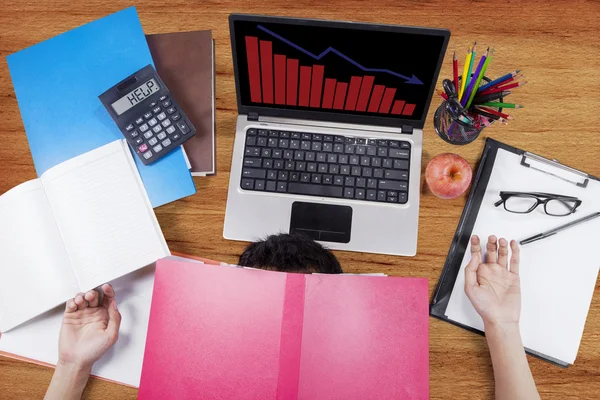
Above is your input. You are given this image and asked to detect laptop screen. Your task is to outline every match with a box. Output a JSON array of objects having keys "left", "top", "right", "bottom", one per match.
[{"left": 231, "top": 16, "right": 449, "bottom": 126}]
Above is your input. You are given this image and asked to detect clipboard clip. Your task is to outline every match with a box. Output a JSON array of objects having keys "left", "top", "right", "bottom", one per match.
[{"left": 520, "top": 152, "right": 589, "bottom": 188}]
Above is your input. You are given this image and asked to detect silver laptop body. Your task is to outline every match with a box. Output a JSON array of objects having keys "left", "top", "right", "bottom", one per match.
[{"left": 224, "top": 15, "right": 450, "bottom": 256}]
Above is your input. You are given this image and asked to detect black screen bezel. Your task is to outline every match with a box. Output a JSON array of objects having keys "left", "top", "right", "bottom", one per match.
[{"left": 229, "top": 14, "right": 450, "bottom": 129}]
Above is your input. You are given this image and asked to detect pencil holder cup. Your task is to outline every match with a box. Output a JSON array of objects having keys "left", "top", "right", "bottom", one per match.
[{"left": 433, "top": 76, "right": 499, "bottom": 145}]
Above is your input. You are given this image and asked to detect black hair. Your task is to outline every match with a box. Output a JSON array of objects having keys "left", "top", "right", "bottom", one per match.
[{"left": 238, "top": 233, "right": 343, "bottom": 274}]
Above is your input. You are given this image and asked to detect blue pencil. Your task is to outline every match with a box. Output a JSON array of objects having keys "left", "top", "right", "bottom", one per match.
[{"left": 477, "top": 70, "right": 520, "bottom": 93}]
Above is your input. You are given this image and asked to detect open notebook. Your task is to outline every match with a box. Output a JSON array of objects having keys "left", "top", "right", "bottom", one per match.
[
  {"left": 0, "top": 140, "right": 170, "bottom": 332},
  {"left": 432, "top": 140, "right": 600, "bottom": 366}
]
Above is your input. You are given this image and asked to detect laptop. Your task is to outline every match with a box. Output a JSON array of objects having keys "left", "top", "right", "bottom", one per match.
[{"left": 224, "top": 14, "right": 450, "bottom": 256}]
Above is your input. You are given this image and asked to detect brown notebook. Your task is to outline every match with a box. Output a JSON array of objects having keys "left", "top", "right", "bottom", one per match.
[{"left": 146, "top": 30, "right": 216, "bottom": 176}]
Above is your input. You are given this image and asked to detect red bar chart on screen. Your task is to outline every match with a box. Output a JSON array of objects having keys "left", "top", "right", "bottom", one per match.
[
  {"left": 244, "top": 36, "right": 417, "bottom": 117},
  {"left": 259, "top": 40, "right": 274, "bottom": 104}
]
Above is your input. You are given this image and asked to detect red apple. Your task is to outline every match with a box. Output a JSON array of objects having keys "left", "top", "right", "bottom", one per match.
[{"left": 425, "top": 153, "right": 472, "bottom": 199}]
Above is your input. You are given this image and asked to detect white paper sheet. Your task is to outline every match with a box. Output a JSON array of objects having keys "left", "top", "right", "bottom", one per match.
[
  {"left": 445, "top": 148, "right": 600, "bottom": 365},
  {"left": 0, "top": 180, "right": 79, "bottom": 332}
]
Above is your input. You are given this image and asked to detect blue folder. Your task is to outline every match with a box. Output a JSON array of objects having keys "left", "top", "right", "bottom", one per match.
[{"left": 6, "top": 7, "right": 195, "bottom": 208}]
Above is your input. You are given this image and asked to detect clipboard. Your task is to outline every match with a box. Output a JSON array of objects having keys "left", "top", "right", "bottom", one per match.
[{"left": 430, "top": 138, "right": 600, "bottom": 367}]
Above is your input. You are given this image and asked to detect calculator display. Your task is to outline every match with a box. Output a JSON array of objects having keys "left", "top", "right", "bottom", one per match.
[{"left": 111, "top": 78, "right": 161, "bottom": 115}]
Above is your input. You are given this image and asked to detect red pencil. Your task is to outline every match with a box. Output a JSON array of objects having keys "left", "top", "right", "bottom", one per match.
[
  {"left": 438, "top": 90, "right": 449, "bottom": 100},
  {"left": 474, "top": 106, "right": 512, "bottom": 120},
  {"left": 479, "top": 80, "right": 526, "bottom": 95},
  {"left": 453, "top": 51, "right": 459, "bottom": 93}
]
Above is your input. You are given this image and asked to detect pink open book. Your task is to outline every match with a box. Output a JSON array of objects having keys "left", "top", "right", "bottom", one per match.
[{"left": 138, "top": 259, "right": 429, "bottom": 399}]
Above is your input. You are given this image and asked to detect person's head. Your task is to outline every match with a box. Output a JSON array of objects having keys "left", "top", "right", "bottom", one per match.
[{"left": 238, "top": 233, "right": 343, "bottom": 274}]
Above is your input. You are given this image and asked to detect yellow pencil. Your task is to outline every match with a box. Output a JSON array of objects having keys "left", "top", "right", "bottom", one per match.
[{"left": 459, "top": 46, "right": 472, "bottom": 101}]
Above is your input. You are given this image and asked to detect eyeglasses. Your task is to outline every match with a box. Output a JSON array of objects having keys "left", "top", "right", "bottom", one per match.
[{"left": 494, "top": 192, "right": 582, "bottom": 216}]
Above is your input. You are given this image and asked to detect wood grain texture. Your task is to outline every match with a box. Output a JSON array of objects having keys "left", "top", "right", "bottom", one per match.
[{"left": 1, "top": 1, "right": 599, "bottom": 398}]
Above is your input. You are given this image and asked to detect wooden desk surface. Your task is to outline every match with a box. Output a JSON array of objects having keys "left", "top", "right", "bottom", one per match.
[{"left": 1, "top": 1, "right": 599, "bottom": 398}]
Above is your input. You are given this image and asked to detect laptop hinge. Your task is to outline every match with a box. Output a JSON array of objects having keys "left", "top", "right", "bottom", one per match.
[
  {"left": 247, "top": 112, "right": 259, "bottom": 121},
  {"left": 401, "top": 125, "right": 414, "bottom": 134}
]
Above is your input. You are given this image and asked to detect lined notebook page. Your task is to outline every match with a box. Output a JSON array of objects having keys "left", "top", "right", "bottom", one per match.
[
  {"left": 41, "top": 140, "right": 169, "bottom": 291},
  {"left": 445, "top": 148, "right": 600, "bottom": 364},
  {"left": 0, "top": 180, "right": 79, "bottom": 332}
]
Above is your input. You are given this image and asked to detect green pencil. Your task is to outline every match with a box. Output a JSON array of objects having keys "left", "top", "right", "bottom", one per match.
[
  {"left": 466, "top": 48, "right": 494, "bottom": 109},
  {"left": 480, "top": 101, "right": 524, "bottom": 109}
]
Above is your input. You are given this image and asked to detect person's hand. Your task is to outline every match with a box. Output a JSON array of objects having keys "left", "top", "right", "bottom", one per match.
[
  {"left": 465, "top": 235, "right": 521, "bottom": 327},
  {"left": 59, "top": 284, "right": 122, "bottom": 369}
]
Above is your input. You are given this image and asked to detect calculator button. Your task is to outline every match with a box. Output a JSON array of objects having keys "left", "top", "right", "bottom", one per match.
[
  {"left": 144, "top": 111, "right": 153, "bottom": 119},
  {"left": 148, "top": 118, "right": 158, "bottom": 127},
  {"left": 157, "top": 112, "right": 167, "bottom": 121},
  {"left": 130, "top": 130, "right": 139, "bottom": 138},
  {"left": 157, "top": 132, "right": 167, "bottom": 140},
  {"left": 152, "top": 106, "right": 161, "bottom": 114},
  {"left": 176, "top": 121, "right": 190, "bottom": 134},
  {"left": 152, "top": 125, "right": 162, "bottom": 133},
  {"left": 167, "top": 106, "right": 177, "bottom": 115},
  {"left": 134, "top": 137, "right": 144, "bottom": 145},
  {"left": 162, "top": 100, "right": 171, "bottom": 107},
  {"left": 171, "top": 113, "right": 181, "bottom": 121},
  {"left": 161, "top": 119, "right": 171, "bottom": 128},
  {"left": 143, "top": 151, "right": 153, "bottom": 160},
  {"left": 143, "top": 131, "right": 153, "bottom": 139},
  {"left": 153, "top": 144, "right": 163, "bottom": 153},
  {"left": 135, "top": 117, "right": 144, "bottom": 125},
  {"left": 139, "top": 123, "right": 149, "bottom": 132},
  {"left": 138, "top": 143, "right": 148, "bottom": 153},
  {"left": 149, "top": 101, "right": 157, "bottom": 108},
  {"left": 166, "top": 126, "right": 176, "bottom": 134},
  {"left": 162, "top": 138, "right": 172, "bottom": 147},
  {"left": 173, "top": 133, "right": 181, "bottom": 141},
  {"left": 148, "top": 137, "right": 158, "bottom": 146},
  {"left": 125, "top": 124, "right": 134, "bottom": 132},
  {"left": 159, "top": 95, "right": 168, "bottom": 102}
]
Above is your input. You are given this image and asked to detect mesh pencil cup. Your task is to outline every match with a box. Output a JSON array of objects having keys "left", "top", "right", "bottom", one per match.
[{"left": 433, "top": 76, "right": 502, "bottom": 145}]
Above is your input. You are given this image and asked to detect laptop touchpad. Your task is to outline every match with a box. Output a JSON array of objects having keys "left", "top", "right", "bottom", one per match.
[{"left": 289, "top": 202, "right": 352, "bottom": 243}]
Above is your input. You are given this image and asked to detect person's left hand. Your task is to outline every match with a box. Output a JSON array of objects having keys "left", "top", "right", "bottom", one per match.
[{"left": 58, "top": 284, "right": 122, "bottom": 369}]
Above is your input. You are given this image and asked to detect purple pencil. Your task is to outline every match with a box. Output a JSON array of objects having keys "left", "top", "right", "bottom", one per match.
[{"left": 461, "top": 48, "right": 489, "bottom": 107}]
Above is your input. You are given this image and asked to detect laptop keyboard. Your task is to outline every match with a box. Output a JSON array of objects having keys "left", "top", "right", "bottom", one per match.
[{"left": 241, "top": 129, "right": 410, "bottom": 204}]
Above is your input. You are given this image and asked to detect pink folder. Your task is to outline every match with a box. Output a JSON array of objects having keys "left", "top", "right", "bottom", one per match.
[{"left": 138, "top": 259, "right": 429, "bottom": 399}]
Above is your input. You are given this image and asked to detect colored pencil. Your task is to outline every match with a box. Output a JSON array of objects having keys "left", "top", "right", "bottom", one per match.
[
  {"left": 463, "top": 43, "right": 477, "bottom": 98},
  {"left": 485, "top": 73, "right": 523, "bottom": 91},
  {"left": 473, "top": 90, "right": 511, "bottom": 104},
  {"left": 465, "top": 48, "right": 494, "bottom": 109},
  {"left": 459, "top": 46, "right": 472, "bottom": 101},
  {"left": 479, "top": 81, "right": 527, "bottom": 96},
  {"left": 477, "top": 70, "right": 521, "bottom": 93},
  {"left": 472, "top": 108, "right": 500, "bottom": 121},
  {"left": 462, "top": 47, "right": 488, "bottom": 107},
  {"left": 479, "top": 102, "right": 523, "bottom": 109},
  {"left": 475, "top": 106, "right": 513, "bottom": 119},
  {"left": 453, "top": 51, "right": 459, "bottom": 93},
  {"left": 438, "top": 90, "right": 449, "bottom": 100}
]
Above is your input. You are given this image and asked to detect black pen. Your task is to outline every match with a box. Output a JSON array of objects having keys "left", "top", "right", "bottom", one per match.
[{"left": 520, "top": 212, "right": 600, "bottom": 245}]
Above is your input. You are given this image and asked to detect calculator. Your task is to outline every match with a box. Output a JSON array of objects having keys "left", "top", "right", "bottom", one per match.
[{"left": 99, "top": 65, "right": 196, "bottom": 165}]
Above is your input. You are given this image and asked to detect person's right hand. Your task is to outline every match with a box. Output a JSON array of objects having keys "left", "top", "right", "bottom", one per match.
[{"left": 464, "top": 235, "right": 521, "bottom": 327}]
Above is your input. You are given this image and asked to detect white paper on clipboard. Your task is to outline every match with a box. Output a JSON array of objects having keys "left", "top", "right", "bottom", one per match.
[{"left": 444, "top": 148, "right": 600, "bottom": 365}]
